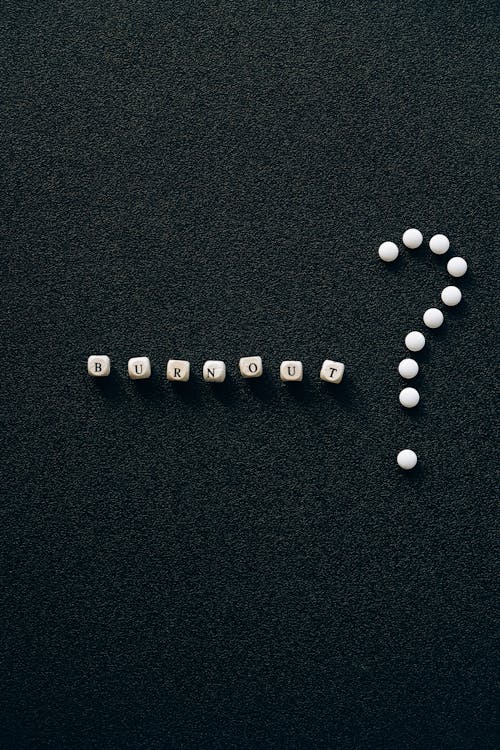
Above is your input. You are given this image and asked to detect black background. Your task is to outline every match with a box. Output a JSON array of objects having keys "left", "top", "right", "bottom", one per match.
[{"left": 1, "top": 2, "right": 498, "bottom": 748}]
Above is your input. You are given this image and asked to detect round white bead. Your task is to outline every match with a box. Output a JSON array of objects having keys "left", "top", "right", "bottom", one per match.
[
  {"left": 378, "top": 241, "right": 399, "bottom": 262},
  {"left": 402, "top": 228, "right": 423, "bottom": 249},
  {"left": 447, "top": 257, "right": 467, "bottom": 277},
  {"left": 405, "top": 331, "right": 425, "bottom": 352},
  {"left": 399, "top": 387, "right": 420, "bottom": 408},
  {"left": 441, "top": 285, "right": 462, "bottom": 306},
  {"left": 398, "top": 358, "right": 419, "bottom": 379},
  {"left": 397, "top": 449, "right": 418, "bottom": 470},
  {"left": 429, "top": 234, "right": 450, "bottom": 254},
  {"left": 423, "top": 307, "right": 444, "bottom": 329}
]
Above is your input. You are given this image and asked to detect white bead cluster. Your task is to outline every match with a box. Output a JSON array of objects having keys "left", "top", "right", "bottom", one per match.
[
  {"left": 88, "top": 357, "right": 346, "bottom": 384},
  {"left": 380, "top": 229, "right": 468, "bottom": 469}
]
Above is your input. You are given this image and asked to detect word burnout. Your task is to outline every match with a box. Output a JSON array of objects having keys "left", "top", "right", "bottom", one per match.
[{"left": 87, "top": 356, "right": 345, "bottom": 384}]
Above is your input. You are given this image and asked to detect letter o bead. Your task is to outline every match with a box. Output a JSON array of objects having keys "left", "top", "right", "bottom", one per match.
[
  {"left": 320, "top": 360, "right": 345, "bottom": 384},
  {"left": 203, "top": 360, "right": 226, "bottom": 382},
  {"left": 88, "top": 355, "right": 110, "bottom": 377},
  {"left": 280, "top": 360, "right": 303, "bottom": 382},
  {"left": 239, "top": 356, "right": 263, "bottom": 378},
  {"left": 128, "top": 357, "right": 151, "bottom": 379}
]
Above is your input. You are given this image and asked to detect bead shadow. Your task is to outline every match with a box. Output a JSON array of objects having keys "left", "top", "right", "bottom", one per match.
[
  {"left": 382, "top": 252, "right": 405, "bottom": 274},
  {"left": 398, "top": 459, "right": 425, "bottom": 481},
  {"left": 445, "top": 299, "right": 470, "bottom": 320},
  {"left": 207, "top": 372, "right": 239, "bottom": 405},
  {"left": 91, "top": 368, "right": 125, "bottom": 402},
  {"left": 400, "top": 400, "right": 426, "bottom": 422},
  {"left": 244, "top": 369, "right": 279, "bottom": 403},
  {"left": 319, "top": 373, "right": 358, "bottom": 410},
  {"left": 279, "top": 372, "right": 315, "bottom": 403},
  {"left": 170, "top": 372, "right": 203, "bottom": 403},
  {"left": 453, "top": 269, "right": 475, "bottom": 291},
  {"left": 410, "top": 345, "right": 431, "bottom": 365},
  {"left": 132, "top": 368, "right": 167, "bottom": 402}
]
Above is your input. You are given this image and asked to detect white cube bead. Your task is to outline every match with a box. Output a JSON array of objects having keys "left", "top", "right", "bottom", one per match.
[
  {"left": 399, "top": 387, "right": 420, "bottom": 408},
  {"left": 320, "top": 360, "right": 345, "bottom": 384},
  {"left": 203, "top": 360, "right": 226, "bottom": 382},
  {"left": 280, "top": 361, "right": 303, "bottom": 382},
  {"left": 447, "top": 257, "right": 467, "bottom": 278},
  {"left": 397, "top": 449, "right": 418, "bottom": 470},
  {"left": 378, "top": 241, "right": 399, "bottom": 262},
  {"left": 128, "top": 357, "right": 151, "bottom": 379},
  {"left": 166, "top": 359, "right": 190, "bottom": 382},
  {"left": 398, "top": 358, "right": 419, "bottom": 379},
  {"left": 405, "top": 331, "right": 426, "bottom": 352},
  {"left": 88, "top": 355, "right": 110, "bottom": 377},
  {"left": 239, "top": 356, "right": 263, "bottom": 378},
  {"left": 441, "top": 285, "right": 462, "bottom": 306},
  {"left": 429, "top": 234, "right": 449, "bottom": 254},
  {"left": 402, "top": 228, "right": 423, "bottom": 249},
  {"left": 423, "top": 307, "right": 444, "bottom": 329}
]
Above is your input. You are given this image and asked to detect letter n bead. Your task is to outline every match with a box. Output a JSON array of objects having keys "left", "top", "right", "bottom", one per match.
[
  {"left": 320, "top": 360, "right": 345, "bottom": 384},
  {"left": 280, "top": 361, "right": 303, "bottom": 382},
  {"left": 88, "top": 355, "right": 110, "bottom": 377},
  {"left": 203, "top": 360, "right": 226, "bottom": 382}
]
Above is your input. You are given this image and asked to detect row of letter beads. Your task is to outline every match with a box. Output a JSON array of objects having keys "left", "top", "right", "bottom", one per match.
[{"left": 88, "top": 356, "right": 345, "bottom": 383}]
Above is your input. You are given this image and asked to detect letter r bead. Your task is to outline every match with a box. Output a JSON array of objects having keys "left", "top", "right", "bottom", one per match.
[
  {"left": 166, "top": 359, "right": 190, "bottom": 382},
  {"left": 88, "top": 355, "right": 111, "bottom": 377}
]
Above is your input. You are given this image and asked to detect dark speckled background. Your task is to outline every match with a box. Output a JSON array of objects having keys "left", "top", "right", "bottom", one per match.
[{"left": 1, "top": 2, "right": 498, "bottom": 748}]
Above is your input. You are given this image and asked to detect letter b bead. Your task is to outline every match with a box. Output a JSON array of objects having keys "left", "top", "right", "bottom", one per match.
[
  {"left": 280, "top": 361, "right": 303, "bottom": 382},
  {"left": 88, "top": 355, "right": 110, "bottom": 377}
]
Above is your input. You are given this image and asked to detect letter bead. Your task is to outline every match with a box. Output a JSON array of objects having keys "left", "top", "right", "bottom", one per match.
[
  {"left": 320, "top": 360, "right": 345, "bottom": 384},
  {"left": 203, "top": 360, "right": 226, "bottom": 382},
  {"left": 280, "top": 361, "right": 303, "bottom": 382},
  {"left": 239, "top": 356, "right": 263, "bottom": 378},
  {"left": 128, "top": 356, "right": 151, "bottom": 379},
  {"left": 88, "top": 355, "right": 110, "bottom": 377},
  {"left": 166, "top": 359, "right": 190, "bottom": 382}
]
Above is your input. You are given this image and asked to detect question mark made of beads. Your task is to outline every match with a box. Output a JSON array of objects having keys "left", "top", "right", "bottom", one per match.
[{"left": 378, "top": 229, "right": 468, "bottom": 470}]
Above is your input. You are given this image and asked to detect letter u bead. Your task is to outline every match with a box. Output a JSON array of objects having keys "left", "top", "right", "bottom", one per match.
[{"left": 280, "top": 361, "right": 303, "bottom": 382}]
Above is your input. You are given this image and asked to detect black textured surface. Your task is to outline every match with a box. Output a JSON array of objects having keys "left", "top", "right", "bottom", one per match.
[{"left": 1, "top": 2, "right": 498, "bottom": 748}]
